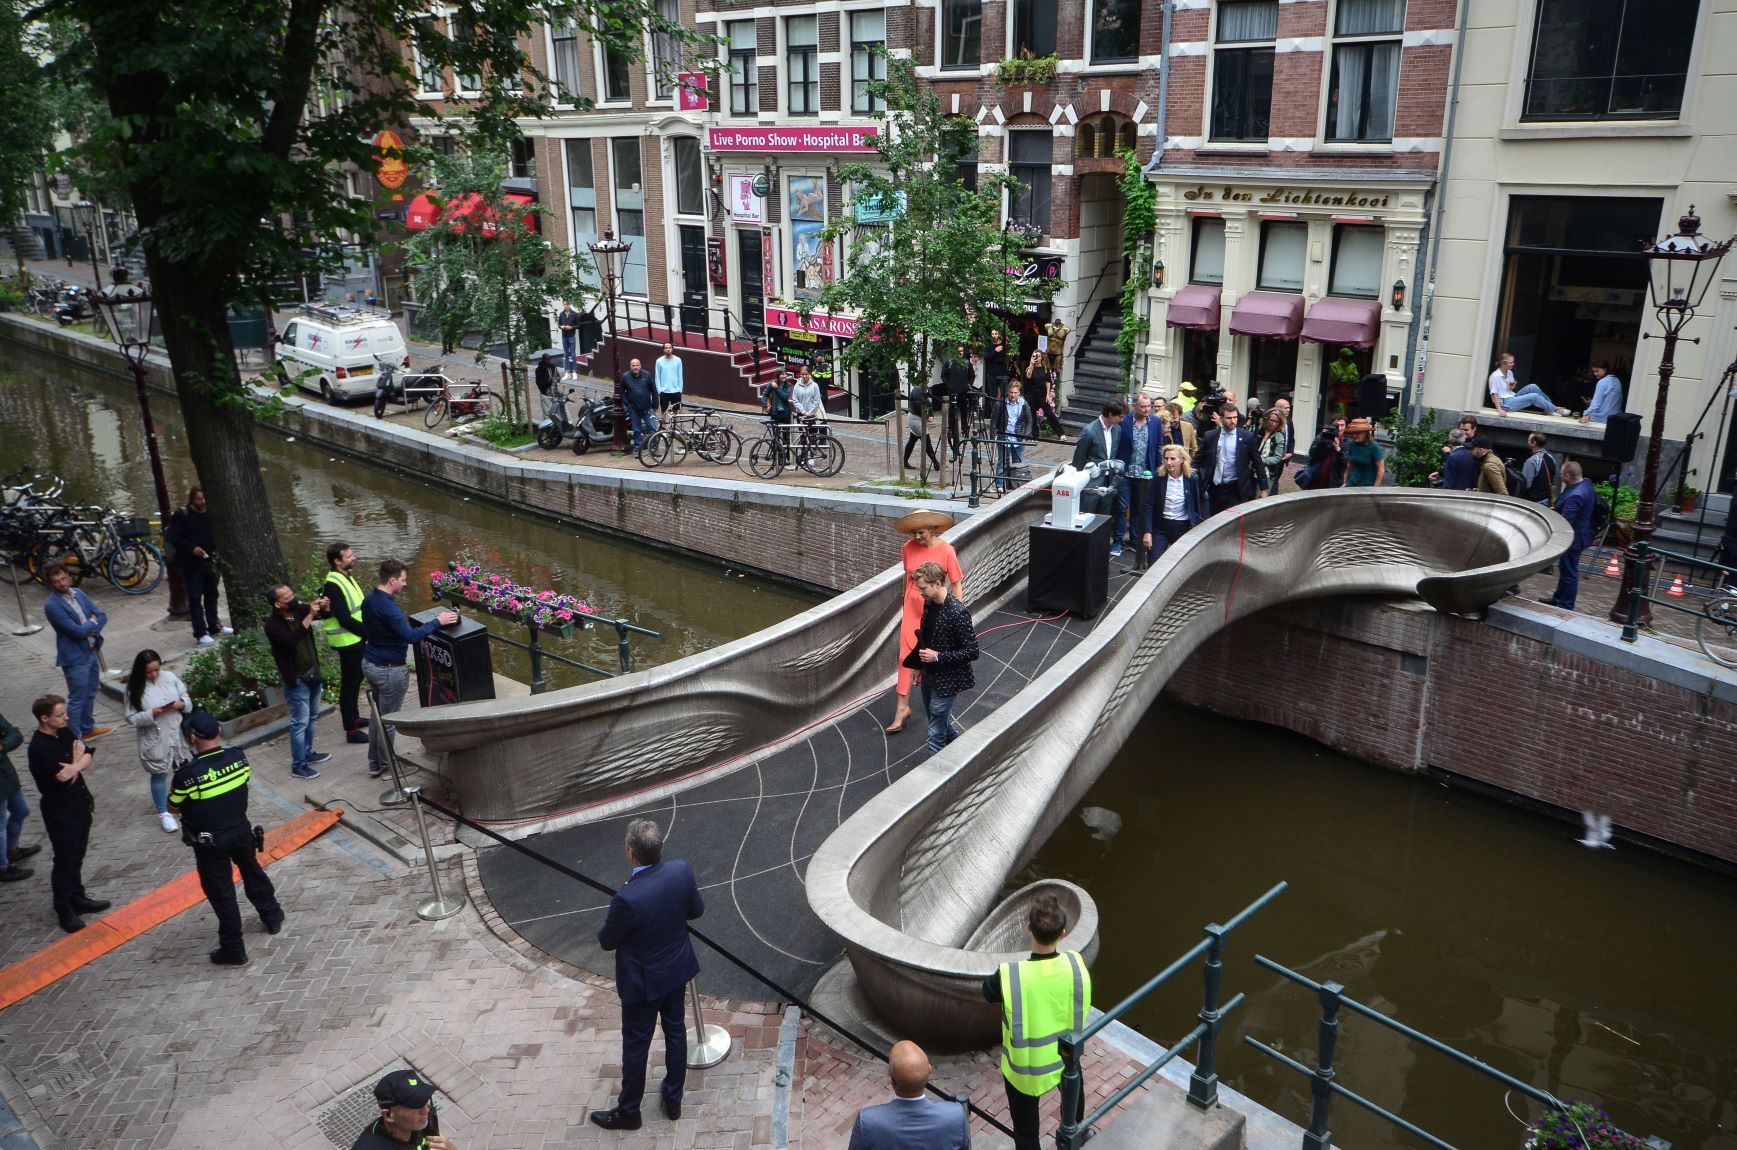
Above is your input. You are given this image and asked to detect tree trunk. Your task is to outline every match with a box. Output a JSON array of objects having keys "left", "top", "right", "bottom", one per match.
[{"left": 148, "top": 260, "right": 288, "bottom": 630}]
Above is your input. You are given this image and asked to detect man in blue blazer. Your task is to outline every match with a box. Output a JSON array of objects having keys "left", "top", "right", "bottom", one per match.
[
  {"left": 1193, "top": 406, "right": 1267, "bottom": 515},
  {"left": 591, "top": 818, "right": 705, "bottom": 1131},
  {"left": 42, "top": 565, "right": 112, "bottom": 740},
  {"left": 848, "top": 1041, "right": 970, "bottom": 1150}
]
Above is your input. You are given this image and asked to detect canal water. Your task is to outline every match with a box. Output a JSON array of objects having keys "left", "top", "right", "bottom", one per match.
[
  {"left": 1020, "top": 700, "right": 1737, "bottom": 1150},
  {"left": 0, "top": 347, "right": 820, "bottom": 686}
]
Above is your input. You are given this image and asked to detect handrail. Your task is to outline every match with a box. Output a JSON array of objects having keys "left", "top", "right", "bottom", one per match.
[
  {"left": 1055, "top": 882, "right": 1287, "bottom": 1150},
  {"left": 1620, "top": 539, "right": 1737, "bottom": 644},
  {"left": 1243, "top": 952, "right": 1565, "bottom": 1150},
  {"left": 598, "top": 295, "right": 763, "bottom": 357}
]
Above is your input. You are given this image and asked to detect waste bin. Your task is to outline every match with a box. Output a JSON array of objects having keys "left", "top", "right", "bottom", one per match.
[
  {"left": 410, "top": 608, "right": 496, "bottom": 706},
  {"left": 226, "top": 306, "right": 270, "bottom": 353}
]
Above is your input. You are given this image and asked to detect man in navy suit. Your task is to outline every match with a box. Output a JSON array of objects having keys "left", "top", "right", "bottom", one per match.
[
  {"left": 591, "top": 818, "right": 705, "bottom": 1131},
  {"left": 1193, "top": 406, "right": 1267, "bottom": 515},
  {"left": 41, "top": 565, "right": 113, "bottom": 741},
  {"left": 847, "top": 1041, "right": 970, "bottom": 1150}
]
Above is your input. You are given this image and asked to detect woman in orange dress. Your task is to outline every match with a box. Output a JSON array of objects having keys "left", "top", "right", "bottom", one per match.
[{"left": 888, "top": 510, "right": 964, "bottom": 733}]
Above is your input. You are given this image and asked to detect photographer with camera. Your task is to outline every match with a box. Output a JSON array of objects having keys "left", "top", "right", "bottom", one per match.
[
  {"left": 263, "top": 583, "right": 333, "bottom": 781},
  {"left": 168, "top": 709, "right": 284, "bottom": 966}
]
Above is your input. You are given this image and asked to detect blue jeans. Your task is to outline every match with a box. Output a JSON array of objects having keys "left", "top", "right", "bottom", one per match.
[
  {"left": 1550, "top": 543, "right": 1585, "bottom": 609},
  {"left": 626, "top": 404, "right": 655, "bottom": 452},
  {"left": 1500, "top": 384, "right": 1558, "bottom": 414},
  {"left": 284, "top": 676, "right": 321, "bottom": 770},
  {"left": 62, "top": 657, "right": 100, "bottom": 737},
  {"left": 148, "top": 771, "right": 169, "bottom": 814},
  {"left": 561, "top": 330, "right": 577, "bottom": 374},
  {"left": 996, "top": 439, "right": 1025, "bottom": 491},
  {"left": 362, "top": 661, "right": 409, "bottom": 773},
  {"left": 1, "top": 788, "right": 28, "bottom": 862},
  {"left": 922, "top": 683, "right": 959, "bottom": 754}
]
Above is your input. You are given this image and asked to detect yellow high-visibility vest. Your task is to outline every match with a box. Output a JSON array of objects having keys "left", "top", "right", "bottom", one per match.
[
  {"left": 998, "top": 950, "right": 1091, "bottom": 1097},
  {"left": 320, "top": 569, "right": 364, "bottom": 648}
]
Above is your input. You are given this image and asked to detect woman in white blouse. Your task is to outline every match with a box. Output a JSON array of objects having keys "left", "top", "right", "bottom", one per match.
[{"left": 124, "top": 648, "right": 192, "bottom": 833}]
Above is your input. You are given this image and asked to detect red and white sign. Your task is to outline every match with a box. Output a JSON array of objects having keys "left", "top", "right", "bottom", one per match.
[
  {"left": 707, "top": 126, "right": 878, "bottom": 153},
  {"left": 676, "top": 72, "right": 708, "bottom": 111},
  {"left": 766, "top": 305, "right": 858, "bottom": 339},
  {"left": 727, "top": 175, "right": 764, "bottom": 224}
]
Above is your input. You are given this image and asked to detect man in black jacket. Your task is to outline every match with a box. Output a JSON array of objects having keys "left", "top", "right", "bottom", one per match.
[
  {"left": 165, "top": 486, "right": 231, "bottom": 646},
  {"left": 1193, "top": 406, "right": 1267, "bottom": 515},
  {"left": 912, "top": 562, "right": 979, "bottom": 755},
  {"left": 940, "top": 346, "right": 976, "bottom": 450},
  {"left": 321, "top": 544, "right": 370, "bottom": 745},
  {"left": 618, "top": 357, "right": 657, "bottom": 453}
]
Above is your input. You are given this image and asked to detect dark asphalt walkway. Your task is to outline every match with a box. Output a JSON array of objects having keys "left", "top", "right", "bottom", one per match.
[{"left": 477, "top": 569, "right": 1141, "bottom": 1001}]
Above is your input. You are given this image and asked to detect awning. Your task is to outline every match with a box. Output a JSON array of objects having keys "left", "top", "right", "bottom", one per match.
[
  {"left": 403, "top": 191, "right": 538, "bottom": 238},
  {"left": 1300, "top": 296, "right": 1381, "bottom": 349},
  {"left": 1227, "top": 291, "right": 1305, "bottom": 339},
  {"left": 1165, "top": 285, "right": 1221, "bottom": 331}
]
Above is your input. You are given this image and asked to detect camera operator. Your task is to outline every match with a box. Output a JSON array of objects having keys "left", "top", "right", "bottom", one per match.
[{"left": 263, "top": 583, "right": 333, "bottom": 781}]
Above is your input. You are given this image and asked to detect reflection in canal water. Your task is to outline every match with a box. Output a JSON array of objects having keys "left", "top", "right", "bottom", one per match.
[
  {"left": 0, "top": 348, "right": 821, "bottom": 688},
  {"left": 1020, "top": 701, "right": 1737, "bottom": 1149}
]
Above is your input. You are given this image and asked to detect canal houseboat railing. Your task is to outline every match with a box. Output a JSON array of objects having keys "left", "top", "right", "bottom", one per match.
[{"left": 1054, "top": 882, "right": 1288, "bottom": 1150}]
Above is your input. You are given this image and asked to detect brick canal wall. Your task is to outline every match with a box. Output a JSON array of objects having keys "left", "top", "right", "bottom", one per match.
[{"left": 1167, "top": 597, "right": 1737, "bottom": 869}]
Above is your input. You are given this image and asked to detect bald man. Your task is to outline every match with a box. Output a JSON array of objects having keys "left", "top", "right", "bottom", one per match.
[{"left": 847, "top": 1040, "right": 970, "bottom": 1150}]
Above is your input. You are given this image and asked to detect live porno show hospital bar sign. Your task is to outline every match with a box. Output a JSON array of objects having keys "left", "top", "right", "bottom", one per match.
[{"left": 707, "top": 127, "right": 879, "bottom": 152}]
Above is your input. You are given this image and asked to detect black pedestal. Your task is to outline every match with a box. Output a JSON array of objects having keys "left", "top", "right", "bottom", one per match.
[
  {"left": 410, "top": 608, "right": 496, "bottom": 706},
  {"left": 1027, "top": 514, "right": 1112, "bottom": 618}
]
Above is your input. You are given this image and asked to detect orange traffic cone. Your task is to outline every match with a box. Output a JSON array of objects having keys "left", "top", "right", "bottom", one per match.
[
  {"left": 1602, "top": 553, "right": 1622, "bottom": 577},
  {"left": 1666, "top": 573, "right": 1687, "bottom": 597}
]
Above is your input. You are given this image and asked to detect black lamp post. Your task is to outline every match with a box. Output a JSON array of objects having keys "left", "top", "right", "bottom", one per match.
[
  {"left": 587, "top": 230, "right": 633, "bottom": 453},
  {"left": 74, "top": 200, "right": 105, "bottom": 292},
  {"left": 1609, "top": 205, "right": 1732, "bottom": 628},
  {"left": 92, "top": 269, "right": 187, "bottom": 617}
]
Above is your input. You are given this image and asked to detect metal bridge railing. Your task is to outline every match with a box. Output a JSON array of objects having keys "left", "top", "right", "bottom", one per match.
[
  {"left": 1620, "top": 541, "right": 1737, "bottom": 667},
  {"left": 1054, "top": 882, "right": 1287, "bottom": 1150}
]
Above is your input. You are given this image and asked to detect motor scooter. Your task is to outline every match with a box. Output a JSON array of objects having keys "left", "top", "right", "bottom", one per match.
[
  {"left": 535, "top": 386, "right": 578, "bottom": 449},
  {"left": 54, "top": 285, "right": 92, "bottom": 326},
  {"left": 568, "top": 393, "right": 615, "bottom": 455}
]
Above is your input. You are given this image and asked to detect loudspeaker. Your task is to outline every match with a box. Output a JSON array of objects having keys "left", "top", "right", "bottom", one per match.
[
  {"left": 1027, "top": 515, "right": 1112, "bottom": 619},
  {"left": 1601, "top": 412, "right": 1641, "bottom": 462},
  {"left": 1355, "top": 373, "right": 1393, "bottom": 421}
]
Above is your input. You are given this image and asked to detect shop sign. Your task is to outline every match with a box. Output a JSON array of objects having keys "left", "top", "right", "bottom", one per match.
[
  {"left": 727, "top": 175, "right": 764, "bottom": 224},
  {"left": 851, "top": 190, "right": 905, "bottom": 224},
  {"left": 762, "top": 229, "right": 776, "bottom": 295},
  {"left": 766, "top": 304, "right": 858, "bottom": 339},
  {"left": 373, "top": 130, "right": 409, "bottom": 191},
  {"left": 1181, "top": 185, "right": 1392, "bottom": 210},
  {"left": 1007, "top": 255, "right": 1065, "bottom": 290},
  {"left": 707, "top": 126, "right": 878, "bottom": 153},
  {"left": 676, "top": 72, "right": 708, "bottom": 111},
  {"left": 707, "top": 236, "right": 727, "bottom": 287}
]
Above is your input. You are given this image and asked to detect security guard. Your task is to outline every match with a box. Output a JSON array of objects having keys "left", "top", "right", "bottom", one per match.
[
  {"left": 352, "top": 1069, "right": 459, "bottom": 1149},
  {"left": 982, "top": 894, "right": 1091, "bottom": 1150},
  {"left": 168, "top": 710, "right": 284, "bottom": 965},
  {"left": 321, "top": 542, "right": 370, "bottom": 745}
]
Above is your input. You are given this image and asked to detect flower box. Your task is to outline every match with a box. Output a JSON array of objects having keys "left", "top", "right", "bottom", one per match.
[{"left": 429, "top": 562, "right": 596, "bottom": 635}]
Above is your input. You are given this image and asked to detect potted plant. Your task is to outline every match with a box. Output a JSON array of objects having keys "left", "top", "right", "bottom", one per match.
[
  {"left": 1673, "top": 482, "right": 1699, "bottom": 513},
  {"left": 179, "top": 631, "right": 284, "bottom": 738},
  {"left": 1595, "top": 479, "right": 1640, "bottom": 546},
  {"left": 994, "top": 52, "right": 1059, "bottom": 86},
  {"left": 430, "top": 562, "right": 596, "bottom": 637},
  {"left": 1524, "top": 1101, "right": 1646, "bottom": 1149}
]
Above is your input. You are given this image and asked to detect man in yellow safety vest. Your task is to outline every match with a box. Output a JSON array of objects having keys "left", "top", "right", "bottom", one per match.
[
  {"left": 321, "top": 542, "right": 369, "bottom": 745},
  {"left": 983, "top": 894, "right": 1091, "bottom": 1150}
]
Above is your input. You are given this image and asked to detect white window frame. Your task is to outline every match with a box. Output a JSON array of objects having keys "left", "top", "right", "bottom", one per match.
[
  {"left": 785, "top": 15, "right": 820, "bottom": 116},
  {"left": 724, "top": 20, "right": 759, "bottom": 117},
  {"left": 610, "top": 136, "right": 649, "bottom": 298},
  {"left": 450, "top": 14, "right": 482, "bottom": 97},
  {"left": 851, "top": 10, "right": 887, "bottom": 115},
  {"left": 564, "top": 138, "right": 600, "bottom": 290},
  {"left": 670, "top": 136, "right": 706, "bottom": 219},
  {"left": 547, "top": 20, "right": 582, "bottom": 107},
  {"left": 1318, "top": 0, "right": 1404, "bottom": 146},
  {"left": 647, "top": 0, "right": 681, "bottom": 104},
  {"left": 1006, "top": 0, "right": 1057, "bottom": 61},
  {"left": 936, "top": 0, "right": 983, "bottom": 73},
  {"left": 412, "top": 15, "right": 445, "bottom": 98},
  {"left": 1084, "top": 0, "right": 1141, "bottom": 68},
  {"left": 1004, "top": 129, "right": 1054, "bottom": 237},
  {"left": 1206, "top": 0, "right": 1279, "bottom": 145},
  {"left": 597, "top": 39, "right": 634, "bottom": 106}
]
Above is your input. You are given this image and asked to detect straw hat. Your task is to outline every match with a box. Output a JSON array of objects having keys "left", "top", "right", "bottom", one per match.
[{"left": 894, "top": 509, "right": 955, "bottom": 535}]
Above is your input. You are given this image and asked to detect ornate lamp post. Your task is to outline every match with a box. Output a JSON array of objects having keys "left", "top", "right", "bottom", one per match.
[
  {"left": 92, "top": 269, "right": 187, "bottom": 616},
  {"left": 1609, "top": 206, "right": 1732, "bottom": 627},
  {"left": 587, "top": 230, "right": 633, "bottom": 453}
]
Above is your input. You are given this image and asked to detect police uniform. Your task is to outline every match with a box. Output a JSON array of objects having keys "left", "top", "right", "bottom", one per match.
[
  {"left": 168, "top": 716, "right": 282, "bottom": 964},
  {"left": 353, "top": 1068, "right": 446, "bottom": 1150},
  {"left": 984, "top": 949, "right": 1091, "bottom": 1150}
]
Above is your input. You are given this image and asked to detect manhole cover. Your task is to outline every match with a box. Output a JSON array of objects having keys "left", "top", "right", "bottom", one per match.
[{"left": 17, "top": 1052, "right": 97, "bottom": 1101}]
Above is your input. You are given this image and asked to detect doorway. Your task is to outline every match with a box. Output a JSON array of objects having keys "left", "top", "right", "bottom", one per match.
[
  {"left": 737, "top": 229, "right": 765, "bottom": 337},
  {"left": 1181, "top": 328, "right": 1220, "bottom": 394},
  {"left": 678, "top": 225, "right": 709, "bottom": 339},
  {"left": 1248, "top": 337, "right": 1299, "bottom": 408}
]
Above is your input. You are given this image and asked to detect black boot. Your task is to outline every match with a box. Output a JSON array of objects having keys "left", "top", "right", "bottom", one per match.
[
  {"left": 71, "top": 894, "right": 112, "bottom": 913},
  {"left": 58, "top": 910, "right": 85, "bottom": 933}
]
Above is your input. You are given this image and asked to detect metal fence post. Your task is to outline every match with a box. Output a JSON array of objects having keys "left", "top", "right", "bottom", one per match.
[
  {"left": 1622, "top": 541, "right": 1650, "bottom": 643},
  {"left": 968, "top": 428, "right": 982, "bottom": 509},
  {"left": 1303, "top": 981, "right": 1344, "bottom": 1150},
  {"left": 1055, "top": 1034, "right": 1085, "bottom": 1150},
  {"left": 615, "top": 619, "right": 632, "bottom": 674},
  {"left": 1188, "top": 923, "right": 1227, "bottom": 1109},
  {"left": 525, "top": 622, "right": 547, "bottom": 694},
  {"left": 9, "top": 574, "right": 42, "bottom": 636},
  {"left": 685, "top": 978, "right": 733, "bottom": 1068},
  {"left": 366, "top": 685, "right": 409, "bottom": 807},
  {"left": 405, "top": 785, "right": 466, "bottom": 921}
]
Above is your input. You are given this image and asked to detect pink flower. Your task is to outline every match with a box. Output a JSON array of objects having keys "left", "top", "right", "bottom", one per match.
[{"left": 555, "top": 608, "right": 573, "bottom": 621}]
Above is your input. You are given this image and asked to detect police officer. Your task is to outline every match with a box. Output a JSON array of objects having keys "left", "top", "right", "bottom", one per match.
[
  {"left": 982, "top": 894, "right": 1091, "bottom": 1150},
  {"left": 352, "top": 1069, "right": 459, "bottom": 1149},
  {"left": 320, "top": 542, "right": 370, "bottom": 745},
  {"left": 168, "top": 710, "right": 284, "bottom": 965}
]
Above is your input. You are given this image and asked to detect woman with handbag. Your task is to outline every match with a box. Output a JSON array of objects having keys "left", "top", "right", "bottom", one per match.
[{"left": 124, "top": 649, "right": 191, "bottom": 833}]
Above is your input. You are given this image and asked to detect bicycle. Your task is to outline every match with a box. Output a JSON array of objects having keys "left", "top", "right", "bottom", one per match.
[
  {"left": 424, "top": 375, "right": 499, "bottom": 429},
  {"left": 1696, "top": 595, "right": 1737, "bottom": 668},
  {"left": 638, "top": 403, "right": 743, "bottom": 468},
  {"left": 743, "top": 417, "right": 844, "bottom": 480}
]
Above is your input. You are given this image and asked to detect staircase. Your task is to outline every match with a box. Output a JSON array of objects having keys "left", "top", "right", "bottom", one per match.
[
  {"left": 1059, "top": 299, "right": 1125, "bottom": 433},
  {"left": 1654, "top": 491, "right": 1732, "bottom": 567},
  {"left": 5, "top": 227, "right": 46, "bottom": 261},
  {"left": 575, "top": 323, "right": 783, "bottom": 406}
]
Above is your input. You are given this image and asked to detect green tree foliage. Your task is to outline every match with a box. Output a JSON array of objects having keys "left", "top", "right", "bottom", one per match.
[
  {"left": 810, "top": 55, "right": 1060, "bottom": 407},
  {"left": 1115, "top": 149, "right": 1156, "bottom": 380},
  {"left": 49, "top": 0, "right": 696, "bottom": 625},
  {"left": 0, "top": 5, "right": 63, "bottom": 277},
  {"left": 1378, "top": 405, "right": 1449, "bottom": 487}
]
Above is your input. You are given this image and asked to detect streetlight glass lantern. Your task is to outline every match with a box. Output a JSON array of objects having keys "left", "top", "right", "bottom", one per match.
[
  {"left": 587, "top": 230, "right": 632, "bottom": 284},
  {"left": 93, "top": 269, "right": 155, "bottom": 366},
  {"left": 1642, "top": 205, "right": 1733, "bottom": 316}
]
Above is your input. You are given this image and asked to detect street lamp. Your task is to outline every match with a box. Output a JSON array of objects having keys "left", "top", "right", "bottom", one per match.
[
  {"left": 587, "top": 230, "right": 634, "bottom": 453},
  {"left": 1610, "top": 205, "right": 1732, "bottom": 628},
  {"left": 73, "top": 200, "right": 105, "bottom": 290},
  {"left": 92, "top": 269, "right": 187, "bottom": 616}
]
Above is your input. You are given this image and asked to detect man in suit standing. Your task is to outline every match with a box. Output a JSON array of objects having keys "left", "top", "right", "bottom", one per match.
[
  {"left": 1546, "top": 461, "right": 1594, "bottom": 610},
  {"left": 1070, "top": 398, "right": 1126, "bottom": 515},
  {"left": 847, "top": 1040, "right": 969, "bottom": 1150},
  {"left": 591, "top": 818, "right": 705, "bottom": 1131},
  {"left": 1193, "top": 406, "right": 1266, "bottom": 515},
  {"left": 41, "top": 565, "right": 114, "bottom": 741}
]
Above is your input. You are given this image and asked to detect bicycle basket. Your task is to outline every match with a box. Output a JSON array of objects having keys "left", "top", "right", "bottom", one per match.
[{"left": 116, "top": 517, "right": 153, "bottom": 539}]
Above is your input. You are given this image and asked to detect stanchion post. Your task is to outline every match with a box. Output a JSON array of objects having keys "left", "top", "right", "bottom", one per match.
[
  {"left": 9, "top": 574, "right": 43, "bottom": 636},
  {"left": 366, "top": 685, "right": 410, "bottom": 807},
  {"left": 406, "top": 785, "right": 466, "bottom": 921},
  {"left": 526, "top": 623, "right": 547, "bottom": 693},
  {"left": 685, "top": 978, "right": 733, "bottom": 1068},
  {"left": 1188, "top": 923, "right": 1226, "bottom": 1109},
  {"left": 615, "top": 619, "right": 632, "bottom": 674},
  {"left": 1055, "top": 1034, "right": 1085, "bottom": 1150},
  {"left": 1303, "top": 981, "right": 1344, "bottom": 1150}
]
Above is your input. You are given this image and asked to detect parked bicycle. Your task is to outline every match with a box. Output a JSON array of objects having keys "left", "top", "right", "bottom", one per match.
[
  {"left": 742, "top": 416, "right": 844, "bottom": 480},
  {"left": 0, "top": 480, "right": 164, "bottom": 594},
  {"left": 423, "top": 375, "right": 498, "bottom": 429},
  {"left": 638, "top": 403, "right": 743, "bottom": 468}
]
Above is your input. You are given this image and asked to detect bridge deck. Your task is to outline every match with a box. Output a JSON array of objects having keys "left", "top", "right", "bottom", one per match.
[{"left": 476, "top": 567, "right": 1141, "bottom": 1000}]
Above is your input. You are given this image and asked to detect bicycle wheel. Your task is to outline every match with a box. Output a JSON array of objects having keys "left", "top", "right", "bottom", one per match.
[
  {"left": 704, "top": 427, "right": 743, "bottom": 466},
  {"left": 423, "top": 396, "right": 448, "bottom": 429},
  {"left": 815, "top": 434, "right": 845, "bottom": 477},
  {"left": 746, "top": 438, "right": 785, "bottom": 479},
  {"left": 1697, "top": 597, "right": 1737, "bottom": 668},
  {"left": 107, "top": 541, "right": 164, "bottom": 595},
  {"left": 798, "top": 438, "right": 836, "bottom": 477},
  {"left": 639, "top": 429, "right": 675, "bottom": 468},
  {"left": 29, "top": 539, "right": 84, "bottom": 585}
]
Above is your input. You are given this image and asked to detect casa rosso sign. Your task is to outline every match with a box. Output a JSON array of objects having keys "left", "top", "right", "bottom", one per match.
[
  {"left": 1183, "top": 185, "right": 1392, "bottom": 209},
  {"left": 766, "top": 305, "right": 858, "bottom": 338},
  {"left": 707, "top": 127, "right": 878, "bottom": 153}
]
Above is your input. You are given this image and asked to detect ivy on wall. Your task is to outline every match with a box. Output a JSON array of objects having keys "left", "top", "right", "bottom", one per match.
[{"left": 1115, "top": 150, "right": 1157, "bottom": 382}]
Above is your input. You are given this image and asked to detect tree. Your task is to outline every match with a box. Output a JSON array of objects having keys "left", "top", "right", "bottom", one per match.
[
  {"left": 0, "top": 5, "right": 64, "bottom": 278},
  {"left": 809, "top": 56, "right": 1060, "bottom": 431},
  {"left": 53, "top": 0, "right": 694, "bottom": 624},
  {"left": 403, "top": 136, "right": 590, "bottom": 435}
]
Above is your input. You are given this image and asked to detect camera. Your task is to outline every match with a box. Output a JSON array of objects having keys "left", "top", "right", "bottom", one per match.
[{"left": 1194, "top": 380, "right": 1229, "bottom": 419}]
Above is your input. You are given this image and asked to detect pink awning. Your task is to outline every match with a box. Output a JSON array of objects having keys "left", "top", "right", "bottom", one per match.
[
  {"left": 1166, "top": 285, "right": 1222, "bottom": 331},
  {"left": 1227, "top": 291, "right": 1304, "bottom": 340},
  {"left": 1300, "top": 296, "right": 1381, "bottom": 349}
]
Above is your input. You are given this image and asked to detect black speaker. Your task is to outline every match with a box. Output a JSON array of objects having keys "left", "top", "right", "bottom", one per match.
[
  {"left": 1355, "top": 373, "right": 1393, "bottom": 421},
  {"left": 1601, "top": 412, "right": 1641, "bottom": 462},
  {"left": 1027, "top": 515, "right": 1112, "bottom": 619}
]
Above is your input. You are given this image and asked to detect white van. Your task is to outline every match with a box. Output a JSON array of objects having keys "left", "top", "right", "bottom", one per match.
[{"left": 277, "top": 304, "right": 409, "bottom": 403}]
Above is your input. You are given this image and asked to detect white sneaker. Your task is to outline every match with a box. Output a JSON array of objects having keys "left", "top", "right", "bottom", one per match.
[
  {"left": 219, "top": 625, "right": 234, "bottom": 636},
  {"left": 159, "top": 811, "right": 179, "bottom": 833},
  {"left": 198, "top": 635, "right": 216, "bottom": 646}
]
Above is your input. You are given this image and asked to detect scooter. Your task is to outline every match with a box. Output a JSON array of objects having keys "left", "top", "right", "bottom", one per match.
[
  {"left": 535, "top": 386, "right": 578, "bottom": 449},
  {"left": 372, "top": 360, "right": 442, "bottom": 419},
  {"left": 54, "top": 285, "right": 92, "bottom": 326},
  {"left": 569, "top": 394, "right": 615, "bottom": 455}
]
